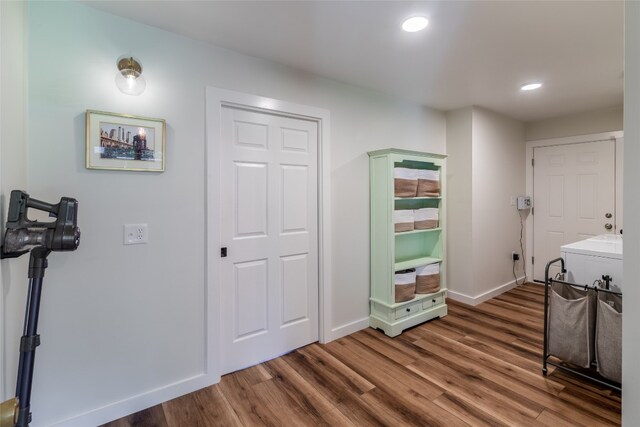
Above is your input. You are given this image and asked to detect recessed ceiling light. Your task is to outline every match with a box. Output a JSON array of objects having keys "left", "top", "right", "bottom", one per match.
[
  {"left": 402, "top": 16, "right": 429, "bottom": 33},
  {"left": 520, "top": 83, "right": 542, "bottom": 91}
]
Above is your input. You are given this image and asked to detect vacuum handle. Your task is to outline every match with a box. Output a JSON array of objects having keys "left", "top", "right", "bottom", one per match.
[
  {"left": 26, "top": 198, "right": 58, "bottom": 216},
  {"left": 6, "top": 191, "right": 78, "bottom": 230},
  {"left": 2, "top": 191, "right": 80, "bottom": 256},
  {"left": 6, "top": 191, "right": 57, "bottom": 228}
]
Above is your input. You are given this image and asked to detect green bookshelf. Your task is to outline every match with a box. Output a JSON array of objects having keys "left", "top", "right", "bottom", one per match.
[{"left": 368, "top": 148, "right": 448, "bottom": 337}]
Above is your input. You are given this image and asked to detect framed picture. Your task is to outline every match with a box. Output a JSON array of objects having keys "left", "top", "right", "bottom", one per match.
[{"left": 86, "top": 110, "right": 166, "bottom": 172}]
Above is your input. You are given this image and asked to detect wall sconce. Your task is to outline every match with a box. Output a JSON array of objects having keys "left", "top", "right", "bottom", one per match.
[{"left": 115, "top": 55, "right": 146, "bottom": 96}]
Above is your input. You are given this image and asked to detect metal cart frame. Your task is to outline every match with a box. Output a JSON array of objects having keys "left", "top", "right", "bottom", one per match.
[{"left": 542, "top": 257, "right": 622, "bottom": 392}]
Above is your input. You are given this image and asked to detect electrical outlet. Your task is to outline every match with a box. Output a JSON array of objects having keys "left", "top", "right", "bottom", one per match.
[
  {"left": 512, "top": 252, "right": 520, "bottom": 261},
  {"left": 510, "top": 196, "right": 517, "bottom": 206},
  {"left": 124, "top": 224, "right": 148, "bottom": 245}
]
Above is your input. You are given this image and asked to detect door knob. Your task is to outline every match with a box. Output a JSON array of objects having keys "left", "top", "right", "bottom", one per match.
[
  {"left": 605, "top": 223, "right": 613, "bottom": 230},
  {"left": 605, "top": 213, "right": 612, "bottom": 219}
]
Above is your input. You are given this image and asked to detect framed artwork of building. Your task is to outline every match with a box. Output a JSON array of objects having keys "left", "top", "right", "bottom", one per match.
[{"left": 86, "top": 110, "right": 166, "bottom": 172}]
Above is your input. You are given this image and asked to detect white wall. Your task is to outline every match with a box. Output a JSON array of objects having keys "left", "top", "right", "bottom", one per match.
[
  {"left": 446, "top": 107, "right": 525, "bottom": 303},
  {"left": 0, "top": 0, "right": 29, "bottom": 401},
  {"left": 445, "top": 108, "right": 473, "bottom": 296},
  {"left": 623, "top": 1, "right": 640, "bottom": 423},
  {"left": 525, "top": 106, "right": 623, "bottom": 141},
  {"left": 471, "top": 107, "right": 526, "bottom": 298},
  {"left": 10, "top": 2, "right": 446, "bottom": 425}
]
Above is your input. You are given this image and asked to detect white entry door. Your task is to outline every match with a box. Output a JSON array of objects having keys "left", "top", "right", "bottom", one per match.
[
  {"left": 220, "top": 105, "right": 318, "bottom": 374},
  {"left": 533, "top": 140, "right": 616, "bottom": 280}
]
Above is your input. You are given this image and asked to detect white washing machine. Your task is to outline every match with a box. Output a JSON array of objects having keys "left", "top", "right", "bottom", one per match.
[{"left": 560, "top": 235, "right": 623, "bottom": 292}]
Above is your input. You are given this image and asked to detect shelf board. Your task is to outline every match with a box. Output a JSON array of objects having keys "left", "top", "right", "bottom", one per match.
[
  {"left": 394, "top": 256, "right": 442, "bottom": 271},
  {"left": 395, "top": 227, "right": 441, "bottom": 236},
  {"left": 394, "top": 196, "right": 441, "bottom": 201}
]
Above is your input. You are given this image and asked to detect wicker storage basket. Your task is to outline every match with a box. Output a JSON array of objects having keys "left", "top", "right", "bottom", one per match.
[
  {"left": 394, "top": 210, "right": 414, "bottom": 232},
  {"left": 395, "top": 269, "right": 416, "bottom": 303},
  {"left": 414, "top": 208, "right": 439, "bottom": 229},
  {"left": 394, "top": 168, "right": 418, "bottom": 197},
  {"left": 416, "top": 263, "right": 440, "bottom": 294},
  {"left": 595, "top": 292, "right": 622, "bottom": 383},
  {"left": 548, "top": 282, "right": 597, "bottom": 368},
  {"left": 416, "top": 169, "right": 440, "bottom": 197}
]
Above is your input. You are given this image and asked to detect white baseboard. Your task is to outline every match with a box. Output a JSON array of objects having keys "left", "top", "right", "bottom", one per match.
[
  {"left": 48, "top": 372, "right": 217, "bottom": 427},
  {"left": 447, "top": 276, "right": 524, "bottom": 306},
  {"left": 326, "top": 317, "right": 369, "bottom": 342}
]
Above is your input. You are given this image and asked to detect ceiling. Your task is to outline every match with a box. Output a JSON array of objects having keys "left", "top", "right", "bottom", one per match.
[{"left": 84, "top": 1, "right": 623, "bottom": 122}]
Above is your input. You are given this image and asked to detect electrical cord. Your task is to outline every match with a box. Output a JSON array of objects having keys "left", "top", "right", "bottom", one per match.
[
  {"left": 519, "top": 209, "right": 526, "bottom": 283},
  {"left": 513, "top": 208, "right": 526, "bottom": 286}
]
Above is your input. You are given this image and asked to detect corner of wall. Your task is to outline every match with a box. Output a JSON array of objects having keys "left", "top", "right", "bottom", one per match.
[
  {"left": 0, "top": 0, "right": 29, "bottom": 401},
  {"left": 623, "top": 1, "right": 640, "bottom": 423},
  {"left": 445, "top": 108, "right": 474, "bottom": 296},
  {"left": 447, "top": 106, "right": 526, "bottom": 301}
]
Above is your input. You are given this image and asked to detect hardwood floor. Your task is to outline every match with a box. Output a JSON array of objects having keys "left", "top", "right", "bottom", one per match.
[{"left": 102, "top": 284, "right": 621, "bottom": 427}]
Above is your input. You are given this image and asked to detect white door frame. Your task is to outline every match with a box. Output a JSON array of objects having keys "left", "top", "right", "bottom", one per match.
[
  {"left": 525, "top": 130, "right": 623, "bottom": 283},
  {"left": 205, "top": 87, "right": 332, "bottom": 383}
]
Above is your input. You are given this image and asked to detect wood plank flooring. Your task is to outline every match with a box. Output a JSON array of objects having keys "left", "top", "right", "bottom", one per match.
[{"left": 102, "top": 284, "right": 621, "bottom": 427}]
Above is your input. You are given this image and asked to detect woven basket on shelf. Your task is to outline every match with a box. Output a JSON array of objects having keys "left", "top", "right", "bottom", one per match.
[
  {"left": 394, "top": 168, "right": 418, "bottom": 197},
  {"left": 414, "top": 208, "right": 439, "bottom": 230},
  {"left": 395, "top": 269, "right": 416, "bottom": 303},
  {"left": 394, "top": 209, "right": 415, "bottom": 232},
  {"left": 416, "top": 263, "right": 440, "bottom": 294},
  {"left": 417, "top": 169, "right": 440, "bottom": 197}
]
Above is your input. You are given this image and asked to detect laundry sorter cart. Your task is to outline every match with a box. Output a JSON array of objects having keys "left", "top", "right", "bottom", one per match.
[{"left": 542, "top": 257, "right": 622, "bottom": 391}]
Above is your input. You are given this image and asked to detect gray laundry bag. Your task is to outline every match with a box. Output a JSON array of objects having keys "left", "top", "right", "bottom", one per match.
[
  {"left": 548, "top": 282, "right": 597, "bottom": 368},
  {"left": 595, "top": 292, "right": 622, "bottom": 383}
]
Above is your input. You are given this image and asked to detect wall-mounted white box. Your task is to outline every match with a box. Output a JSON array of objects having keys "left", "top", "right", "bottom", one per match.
[{"left": 124, "top": 224, "right": 148, "bottom": 245}]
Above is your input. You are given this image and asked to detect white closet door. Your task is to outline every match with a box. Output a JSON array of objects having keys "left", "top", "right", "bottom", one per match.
[
  {"left": 533, "top": 140, "right": 615, "bottom": 280},
  {"left": 219, "top": 106, "right": 318, "bottom": 374}
]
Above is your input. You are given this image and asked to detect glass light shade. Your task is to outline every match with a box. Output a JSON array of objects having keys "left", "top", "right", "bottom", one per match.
[
  {"left": 115, "top": 69, "right": 146, "bottom": 96},
  {"left": 402, "top": 16, "right": 429, "bottom": 32},
  {"left": 520, "top": 83, "right": 542, "bottom": 91},
  {"left": 115, "top": 55, "right": 146, "bottom": 95}
]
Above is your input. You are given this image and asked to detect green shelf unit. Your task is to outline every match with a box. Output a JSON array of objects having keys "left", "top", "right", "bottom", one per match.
[
  {"left": 368, "top": 148, "right": 448, "bottom": 337},
  {"left": 394, "top": 198, "right": 440, "bottom": 210},
  {"left": 370, "top": 291, "right": 445, "bottom": 310},
  {"left": 394, "top": 256, "right": 442, "bottom": 271},
  {"left": 394, "top": 196, "right": 441, "bottom": 200},
  {"left": 394, "top": 227, "right": 442, "bottom": 237}
]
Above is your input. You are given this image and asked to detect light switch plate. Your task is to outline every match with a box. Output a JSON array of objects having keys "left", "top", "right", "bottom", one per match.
[{"left": 124, "top": 224, "right": 148, "bottom": 245}]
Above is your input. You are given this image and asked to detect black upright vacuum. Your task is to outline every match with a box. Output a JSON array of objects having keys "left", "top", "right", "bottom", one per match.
[{"left": 0, "top": 190, "right": 80, "bottom": 427}]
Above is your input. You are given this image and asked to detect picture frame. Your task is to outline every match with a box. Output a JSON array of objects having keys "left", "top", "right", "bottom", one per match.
[{"left": 86, "top": 110, "right": 166, "bottom": 172}]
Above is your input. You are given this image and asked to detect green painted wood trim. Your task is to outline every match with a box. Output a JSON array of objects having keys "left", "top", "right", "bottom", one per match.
[
  {"left": 368, "top": 148, "right": 447, "bottom": 159},
  {"left": 369, "top": 288, "right": 448, "bottom": 309},
  {"left": 394, "top": 256, "right": 442, "bottom": 271},
  {"left": 394, "top": 196, "right": 441, "bottom": 201},
  {"left": 394, "top": 228, "right": 442, "bottom": 237}
]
